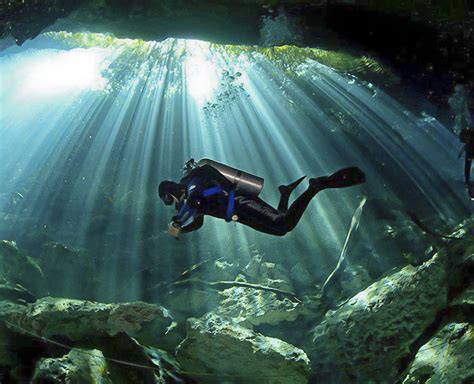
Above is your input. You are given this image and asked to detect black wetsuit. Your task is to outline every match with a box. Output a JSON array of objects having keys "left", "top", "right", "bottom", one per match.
[{"left": 174, "top": 165, "right": 324, "bottom": 236}]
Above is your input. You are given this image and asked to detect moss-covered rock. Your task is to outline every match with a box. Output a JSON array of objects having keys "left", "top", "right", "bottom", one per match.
[
  {"left": 0, "top": 240, "right": 44, "bottom": 295},
  {"left": 6, "top": 297, "right": 175, "bottom": 349},
  {"left": 176, "top": 312, "right": 310, "bottom": 383},
  {"left": 215, "top": 286, "right": 304, "bottom": 327},
  {"left": 242, "top": 254, "right": 294, "bottom": 292},
  {"left": 0, "top": 278, "right": 35, "bottom": 303},
  {"left": 308, "top": 251, "right": 448, "bottom": 383},
  {"left": 32, "top": 349, "right": 112, "bottom": 384},
  {"left": 402, "top": 322, "right": 474, "bottom": 384}
]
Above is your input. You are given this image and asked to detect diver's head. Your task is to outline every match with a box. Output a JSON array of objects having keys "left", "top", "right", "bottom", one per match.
[{"left": 158, "top": 181, "right": 184, "bottom": 205}]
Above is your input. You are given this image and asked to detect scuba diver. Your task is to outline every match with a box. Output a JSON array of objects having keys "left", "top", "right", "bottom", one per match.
[
  {"left": 159, "top": 159, "right": 365, "bottom": 238},
  {"left": 459, "top": 128, "right": 474, "bottom": 199}
]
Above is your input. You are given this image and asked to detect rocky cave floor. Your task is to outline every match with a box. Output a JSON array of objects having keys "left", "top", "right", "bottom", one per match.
[{"left": 0, "top": 213, "right": 473, "bottom": 383}]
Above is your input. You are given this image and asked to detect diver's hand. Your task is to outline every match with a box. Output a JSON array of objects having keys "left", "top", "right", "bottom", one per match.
[{"left": 168, "top": 222, "right": 182, "bottom": 239}]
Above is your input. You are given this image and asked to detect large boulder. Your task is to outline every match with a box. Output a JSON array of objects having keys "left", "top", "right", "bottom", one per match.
[
  {"left": 5, "top": 297, "right": 175, "bottom": 349},
  {"left": 242, "top": 254, "right": 294, "bottom": 292},
  {"left": 308, "top": 251, "right": 448, "bottom": 383},
  {"left": 215, "top": 286, "right": 304, "bottom": 327},
  {"left": 402, "top": 322, "right": 474, "bottom": 384},
  {"left": 32, "top": 349, "right": 112, "bottom": 384},
  {"left": 176, "top": 312, "right": 310, "bottom": 384},
  {"left": 0, "top": 278, "right": 36, "bottom": 303},
  {"left": 0, "top": 240, "right": 43, "bottom": 294}
]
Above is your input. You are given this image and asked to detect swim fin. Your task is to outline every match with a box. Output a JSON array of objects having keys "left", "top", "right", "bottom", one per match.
[
  {"left": 309, "top": 167, "right": 366, "bottom": 190},
  {"left": 278, "top": 176, "right": 306, "bottom": 212},
  {"left": 278, "top": 176, "right": 306, "bottom": 195}
]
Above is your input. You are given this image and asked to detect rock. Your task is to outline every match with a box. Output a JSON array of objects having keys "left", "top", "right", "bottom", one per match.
[
  {"left": 205, "top": 258, "right": 240, "bottom": 281},
  {"left": 164, "top": 286, "right": 222, "bottom": 318},
  {"left": 90, "top": 334, "right": 185, "bottom": 384},
  {"left": 36, "top": 242, "right": 97, "bottom": 299},
  {"left": 8, "top": 297, "right": 175, "bottom": 349},
  {"left": 32, "top": 349, "right": 112, "bottom": 384},
  {"left": 176, "top": 313, "right": 310, "bottom": 384},
  {"left": 308, "top": 251, "right": 448, "bottom": 383},
  {"left": 451, "top": 285, "right": 474, "bottom": 307},
  {"left": 0, "top": 240, "right": 44, "bottom": 294},
  {"left": 242, "top": 254, "right": 294, "bottom": 292},
  {"left": 215, "top": 287, "right": 303, "bottom": 327},
  {"left": 403, "top": 323, "right": 474, "bottom": 384},
  {"left": 339, "top": 264, "right": 373, "bottom": 299},
  {"left": 0, "top": 278, "right": 36, "bottom": 303}
]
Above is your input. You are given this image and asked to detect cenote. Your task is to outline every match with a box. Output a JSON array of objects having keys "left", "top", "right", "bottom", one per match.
[{"left": 0, "top": 1, "right": 473, "bottom": 383}]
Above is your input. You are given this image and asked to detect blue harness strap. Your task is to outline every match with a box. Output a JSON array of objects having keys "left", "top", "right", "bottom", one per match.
[
  {"left": 225, "top": 189, "right": 236, "bottom": 222},
  {"left": 202, "top": 185, "right": 224, "bottom": 197},
  {"left": 175, "top": 178, "right": 236, "bottom": 224}
]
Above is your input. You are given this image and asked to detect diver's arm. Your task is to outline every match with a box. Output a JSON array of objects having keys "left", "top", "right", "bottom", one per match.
[{"left": 180, "top": 215, "right": 204, "bottom": 233}]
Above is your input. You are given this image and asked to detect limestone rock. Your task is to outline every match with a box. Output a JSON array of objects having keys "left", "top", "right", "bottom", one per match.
[
  {"left": 0, "top": 278, "right": 36, "bottom": 303},
  {"left": 215, "top": 286, "right": 303, "bottom": 327},
  {"left": 242, "top": 254, "right": 293, "bottom": 292},
  {"left": 451, "top": 285, "right": 474, "bottom": 307},
  {"left": 32, "top": 349, "right": 112, "bottom": 384},
  {"left": 207, "top": 258, "right": 240, "bottom": 281},
  {"left": 339, "top": 264, "right": 373, "bottom": 299},
  {"left": 176, "top": 313, "right": 310, "bottom": 384},
  {"left": 164, "top": 286, "right": 222, "bottom": 317},
  {"left": 0, "top": 240, "right": 43, "bottom": 293},
  {"left": 9, "top": 297, "right": 174, "bottom": 349},
  {"left": 403, "top": 323, "right": 474, "bottom": 384},
  {"left": 308, "top": 252, "right": 448, "bottom": 383}
]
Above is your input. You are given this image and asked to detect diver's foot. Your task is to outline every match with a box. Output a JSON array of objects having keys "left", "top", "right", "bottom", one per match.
[
  {"left": 279, "top": 176, "right": 306, "bottom": 195},
  {"left": 309, "top": 167, "right": 366, "bottom": 189}
]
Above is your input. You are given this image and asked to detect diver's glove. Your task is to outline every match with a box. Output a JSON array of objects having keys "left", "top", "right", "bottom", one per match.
[{"left": 168, "top": 222, "right": 182, "bottom": 239}]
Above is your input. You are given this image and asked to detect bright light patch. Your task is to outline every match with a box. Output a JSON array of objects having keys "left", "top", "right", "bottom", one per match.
[
  {"left": 15, "top": 48, "right": 112, "bottom": 100},
  {"left": 184, "top": 40, "right": 219, "bottom": 105}
]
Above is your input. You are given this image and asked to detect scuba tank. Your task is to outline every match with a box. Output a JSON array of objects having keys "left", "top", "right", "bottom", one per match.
[{"left": 197, "top": 158, "right": 264, "bottom": 196}]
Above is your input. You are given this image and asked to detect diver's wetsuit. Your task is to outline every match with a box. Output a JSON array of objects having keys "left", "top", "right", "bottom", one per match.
[{"left": 174, "top": 164, "right": 362, "bottom": 236}]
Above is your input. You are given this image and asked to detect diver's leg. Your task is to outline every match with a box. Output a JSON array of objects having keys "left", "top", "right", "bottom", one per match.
[
  {"left": 278, "top": 176, "right": 306, "bottom": 212},
  {"left": 234, "top": 196, "right": 289, "bottom": 236},
  {"left": 284, "top": 167, "right": 365, "bottom": 231}
]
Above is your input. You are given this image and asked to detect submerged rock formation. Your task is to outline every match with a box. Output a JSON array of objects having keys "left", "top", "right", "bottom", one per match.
[
  {"left": 403, "top": 322, "right": 474, "bottom": 384},
  {"left": 0, "top": 240, "right": 43, "bottom": 293},
  {"left": 32, "top": 349, "right": 112, "bottom": 384},
  {"left": 215, "top": 286, "right": 303, "bottom": 327},
  {"left": 176, "top": 312, "right": 310, "bottom": 384},
  {"left": 2, "top": 297, "right": 175, "bottom": 350},
  {"left": 308, "top": 251, "right": 448, "bottom": 383},
  {"left": 1, "top": 215, "right": 473, "bottom": 383}
]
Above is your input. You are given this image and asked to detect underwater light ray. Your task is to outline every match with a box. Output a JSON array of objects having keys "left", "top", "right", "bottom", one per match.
[
  {"left": 343, "top": 83, "right": 467, "bottom": 219},
  {"left": 1, "top": 35, "right": 472, "bottom": 306},
  {"left": 307, "top": 69, "right": 462, "bottom": 219},
  {"left": 230, "top": 73, "right": 350, "bottom": 254}
]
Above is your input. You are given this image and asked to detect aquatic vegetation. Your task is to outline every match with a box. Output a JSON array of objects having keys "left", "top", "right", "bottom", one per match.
[{"left": 210, "top": 43, "right": 398, "bottom": 85}]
